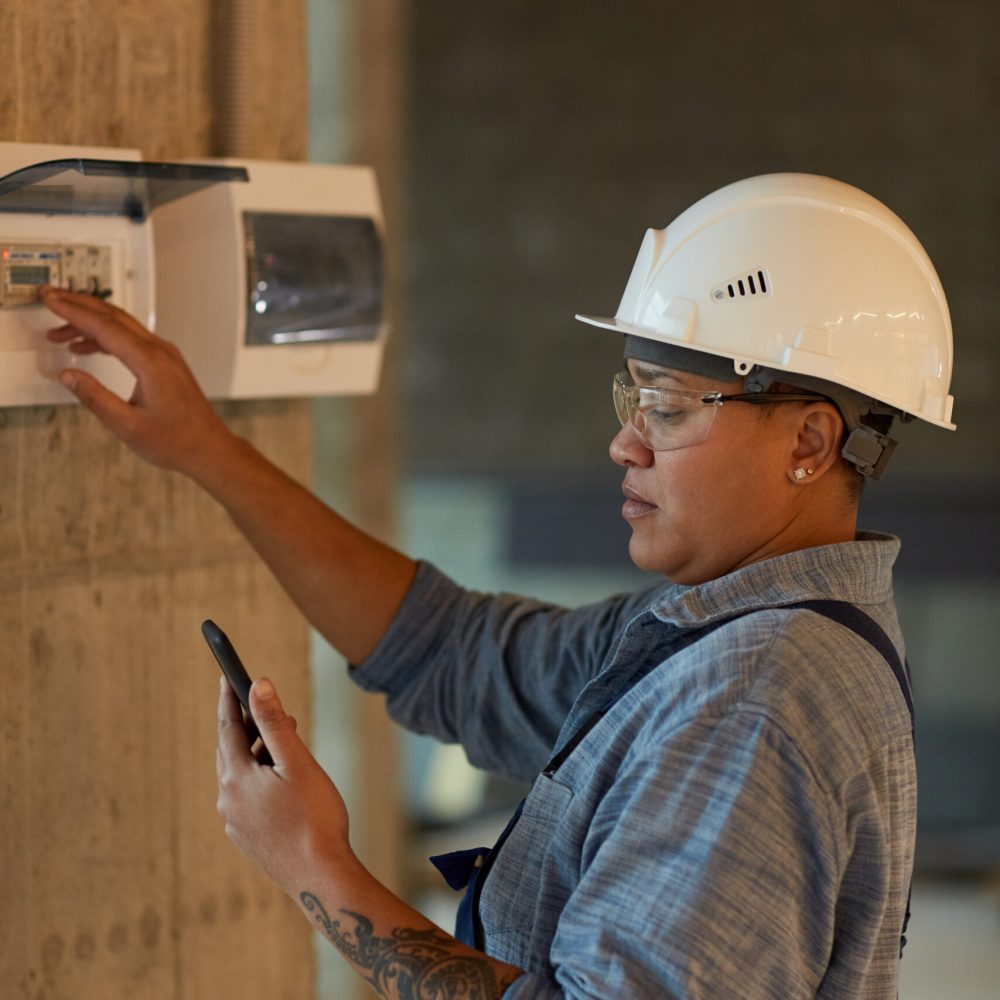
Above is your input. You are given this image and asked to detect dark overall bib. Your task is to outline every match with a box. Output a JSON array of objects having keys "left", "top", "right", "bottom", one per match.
[{"left": 430, "top": 600, "right": 915, "bottom": 957}]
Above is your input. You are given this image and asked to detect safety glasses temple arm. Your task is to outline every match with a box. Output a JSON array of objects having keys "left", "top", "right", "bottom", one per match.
[{"left": 715, "top": 392, "right": 831, "bottom": 405}]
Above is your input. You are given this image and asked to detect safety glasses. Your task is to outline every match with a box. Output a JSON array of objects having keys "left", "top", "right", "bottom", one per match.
[{"left": 612, "top": 370, "right": 824, "bottom": 451}]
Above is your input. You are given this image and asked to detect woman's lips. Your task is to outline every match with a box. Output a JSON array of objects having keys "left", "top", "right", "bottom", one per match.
[{"left": 622, "top": 482, "right": 658, "bottom": 519}]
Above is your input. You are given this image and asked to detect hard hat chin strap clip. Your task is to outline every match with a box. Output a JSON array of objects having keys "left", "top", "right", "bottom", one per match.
[{"left": 841, "top": 426, "right": 897, "bottom": 480}]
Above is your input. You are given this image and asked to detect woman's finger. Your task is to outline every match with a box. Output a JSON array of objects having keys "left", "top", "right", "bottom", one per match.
[
  {"left": 217, "top": 678, "right": 254, "bottom": 772},
  {"left": 46, "top": 323, "right": 82, "bottom": 343},
  {"left": 59, "top": 370, "right": 139, "bottom": 437},
  {"left": 39, "top": 289, "right": 157, "bottom": 376},
  {"left": 68, "top": 340, "right": 107, "bottom": 355},
  {"left": 39, "top": 286, "right": 152, "bottom": 337}
]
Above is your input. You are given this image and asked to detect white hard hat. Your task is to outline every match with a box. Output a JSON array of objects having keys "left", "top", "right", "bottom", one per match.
[{"left": 577, "top": 174, "right": 956, "bottom": 470}]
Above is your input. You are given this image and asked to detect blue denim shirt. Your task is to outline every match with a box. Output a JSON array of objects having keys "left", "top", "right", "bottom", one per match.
[{"left": 352, "top": 534, "right": 915, "bottom": 999}]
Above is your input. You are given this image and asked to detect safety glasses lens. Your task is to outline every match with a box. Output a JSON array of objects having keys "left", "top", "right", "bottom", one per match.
[{"left": 612, "top": 372, "right": 718, "bottom": 451}]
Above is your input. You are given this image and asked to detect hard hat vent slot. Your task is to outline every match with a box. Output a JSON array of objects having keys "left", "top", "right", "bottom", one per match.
[{"left": 712, "top": 268, "right": 771, "bottom": 304}]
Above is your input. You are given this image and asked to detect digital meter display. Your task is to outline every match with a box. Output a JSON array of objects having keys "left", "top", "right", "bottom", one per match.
[
  {"left": 9, "top": 265, "right": 50, "bottom": 285},
  {"left": 243, "top": 212, "right": 383, "bottom": 347}
]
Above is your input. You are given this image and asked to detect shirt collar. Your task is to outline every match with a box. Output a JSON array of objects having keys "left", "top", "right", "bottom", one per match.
[{"left": 648, "top": 532, "right": 900, "bottom": 629}]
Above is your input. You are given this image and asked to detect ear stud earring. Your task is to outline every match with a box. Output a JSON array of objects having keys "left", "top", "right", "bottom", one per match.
[{"left": 793, "top": 467, "right": 815, "bottom": 481}]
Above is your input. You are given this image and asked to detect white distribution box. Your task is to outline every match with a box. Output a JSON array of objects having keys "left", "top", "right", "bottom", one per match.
[
  {"left": 0, "top": 142, "right": 387, "bottom": 407},
  {"left": 152, "top": 158, "right": 386, "bottom": 400}
]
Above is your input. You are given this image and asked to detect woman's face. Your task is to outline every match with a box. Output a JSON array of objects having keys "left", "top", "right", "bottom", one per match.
[{"left": 609, "top": 359, "right": 804, "bottom": 584}]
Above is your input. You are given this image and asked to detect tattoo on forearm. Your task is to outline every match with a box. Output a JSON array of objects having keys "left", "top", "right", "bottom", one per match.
[{"left": 300, "top": 892, "right": 518, "bottom": 999}]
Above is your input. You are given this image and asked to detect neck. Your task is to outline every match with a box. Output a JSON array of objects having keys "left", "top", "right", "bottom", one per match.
[{"left": 735, "top": 488, "right": 859, "bottom": 573}]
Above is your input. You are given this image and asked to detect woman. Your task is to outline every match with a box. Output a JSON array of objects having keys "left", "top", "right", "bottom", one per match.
[{"left": 41, "top": 173, "right": 954, "bottom": 998}]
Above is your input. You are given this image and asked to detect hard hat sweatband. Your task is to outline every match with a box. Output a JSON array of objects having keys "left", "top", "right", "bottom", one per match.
[{"left": 623, "top": 335, "right": 742, "bottom": 383}]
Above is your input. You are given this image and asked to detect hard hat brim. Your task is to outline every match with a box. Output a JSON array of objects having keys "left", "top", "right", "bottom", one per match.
[{"left": 575, "top": 312, "right": 751, "bottom": 373}]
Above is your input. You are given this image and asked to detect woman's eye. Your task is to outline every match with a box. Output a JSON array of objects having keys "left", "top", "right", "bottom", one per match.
[{"left": 646, "top": 407, "right": 687, "bottom": 425}]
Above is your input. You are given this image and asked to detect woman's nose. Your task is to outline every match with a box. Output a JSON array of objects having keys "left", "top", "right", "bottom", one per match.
[{"left": 609, "top": 422, "right": 654, "bottom": 468}]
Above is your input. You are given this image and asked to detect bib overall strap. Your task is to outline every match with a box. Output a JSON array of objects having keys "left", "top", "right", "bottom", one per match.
[
  {"left": 792, "top": 599, "right": 914, "bottom": 731},
  {"left": 429, "top": 800, "right": 524, "bottom": 947},
  {"left": 789, "top": 599, "right": 915, "bottom": 958}
]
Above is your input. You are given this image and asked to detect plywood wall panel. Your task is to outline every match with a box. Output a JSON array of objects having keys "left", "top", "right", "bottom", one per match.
[{"left": 0, "top": 1, "right": 316, "bottom": 997}]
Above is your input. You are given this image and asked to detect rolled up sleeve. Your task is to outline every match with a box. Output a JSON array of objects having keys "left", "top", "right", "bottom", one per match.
[{"left": 351, "top": 561, "right": 660, "bottom": 781}]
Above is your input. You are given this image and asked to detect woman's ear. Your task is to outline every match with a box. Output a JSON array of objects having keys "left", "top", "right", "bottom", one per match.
[{"left": 786, "top": 402, "right": 844, "bottom": 486}]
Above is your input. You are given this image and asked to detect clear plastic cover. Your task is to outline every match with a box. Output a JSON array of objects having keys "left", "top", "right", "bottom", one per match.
[
  {"left": 243, "top": 211, "right": 383, "bottom": 346},
  {"left": 0, "top": 159, "right": 248, "bottom": 220}
]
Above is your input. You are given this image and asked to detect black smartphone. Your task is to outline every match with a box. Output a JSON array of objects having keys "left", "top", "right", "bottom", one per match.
[{"left": 201, "top": 619, "right": 273, "bottom": 766}]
